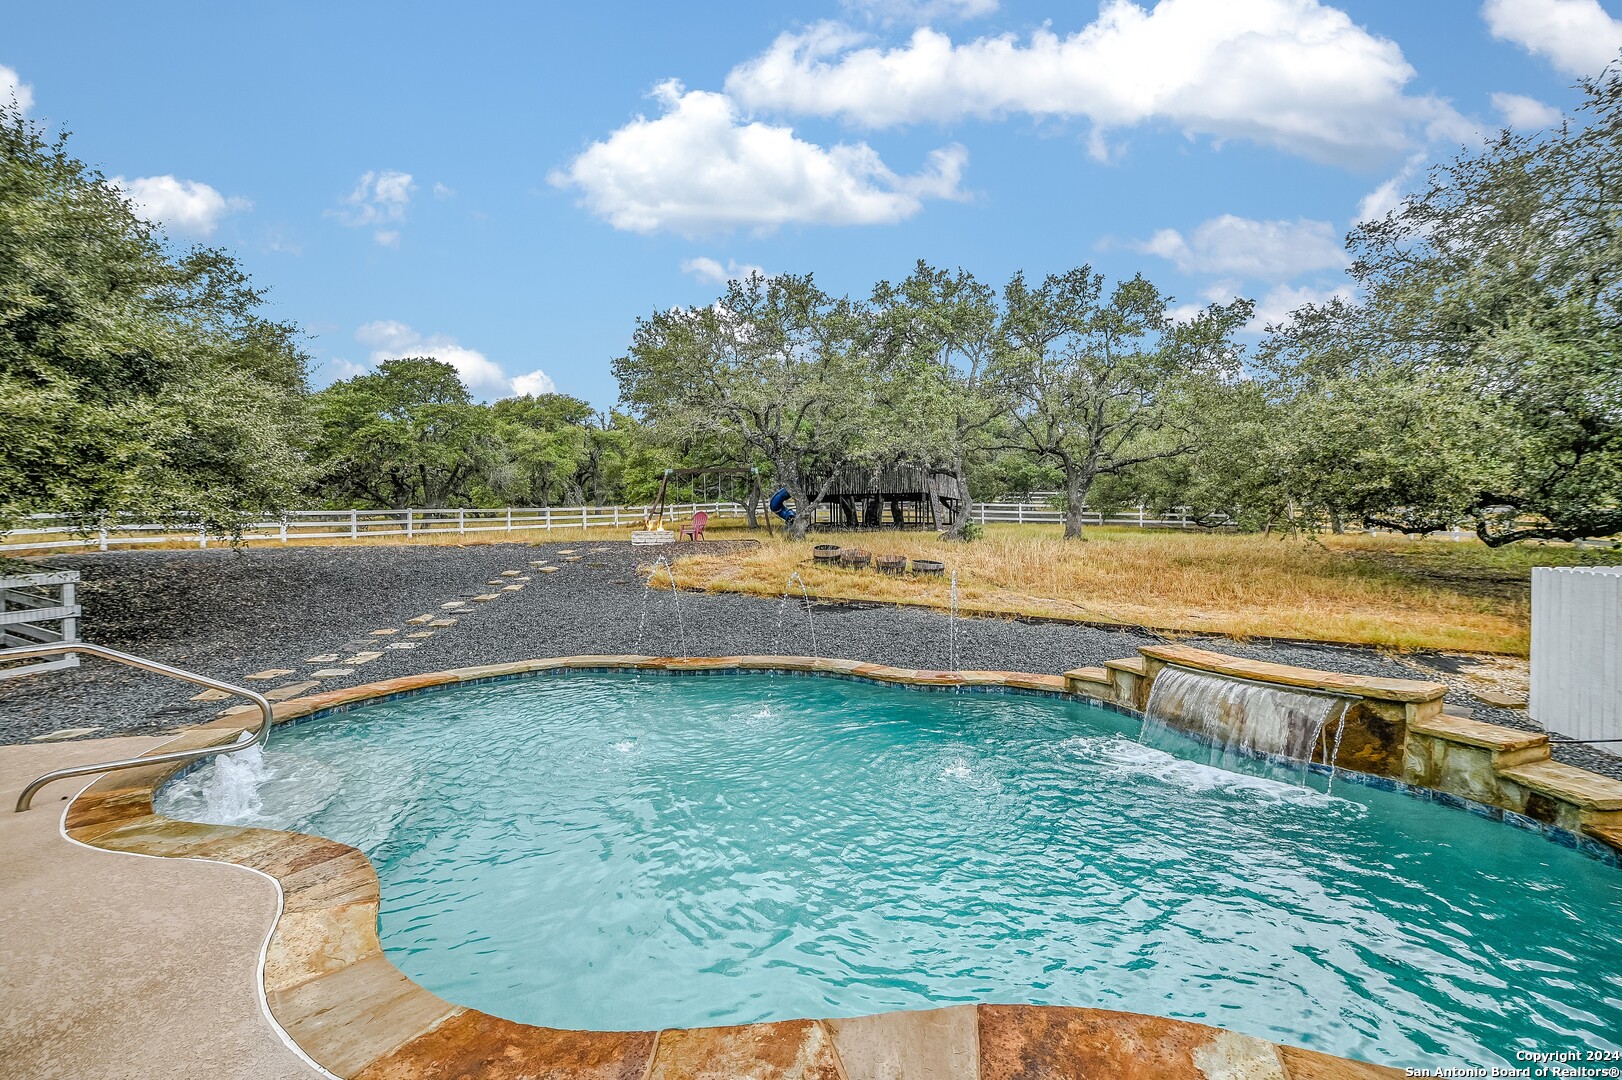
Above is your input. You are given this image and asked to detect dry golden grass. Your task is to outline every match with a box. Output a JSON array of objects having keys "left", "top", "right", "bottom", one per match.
[{"left": 657, "top": 525, "right": 1606, "bottom": 656}]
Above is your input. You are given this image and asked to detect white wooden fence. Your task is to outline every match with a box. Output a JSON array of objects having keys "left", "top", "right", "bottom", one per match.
[
  {"left": 0, "top": 567, "right": 80, "bottom": 679},
  {"left": 0, "top": 503, "right": 747, "bottom": 553},
  {"left": 1531, "top": 566, "right": 1622, "bottom": 744},
  {"left": 0, "top": 499, "right": 1220, "bottom": 554}
]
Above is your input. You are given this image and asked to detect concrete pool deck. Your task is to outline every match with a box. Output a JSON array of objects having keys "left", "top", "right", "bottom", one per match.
[{"left": 0, "top": 736, "right": 324, "bottom": 1080}]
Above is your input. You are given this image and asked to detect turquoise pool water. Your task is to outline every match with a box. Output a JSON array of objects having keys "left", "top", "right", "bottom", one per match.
[{"left": 158, "top": 671, "right": 1622, "bottom": 1068}]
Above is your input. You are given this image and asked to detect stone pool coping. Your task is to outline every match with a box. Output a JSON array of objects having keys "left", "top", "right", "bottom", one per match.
[{"left": 65, "top": 652, "right": 1609, "bottom": 1078}]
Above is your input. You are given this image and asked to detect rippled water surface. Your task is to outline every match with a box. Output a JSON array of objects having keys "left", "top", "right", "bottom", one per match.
[{"left": 158, "top": 672, "right": 1622, "bottom": 1068}]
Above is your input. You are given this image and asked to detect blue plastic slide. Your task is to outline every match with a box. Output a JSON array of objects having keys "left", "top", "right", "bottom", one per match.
[{"left": 768, "top": 487, "right": 796, "bottom": 522}]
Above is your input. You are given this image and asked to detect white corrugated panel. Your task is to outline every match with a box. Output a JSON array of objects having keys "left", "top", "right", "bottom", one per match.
[{"left": 1531, "top": 566, "right": 1622, "bottom": 743}]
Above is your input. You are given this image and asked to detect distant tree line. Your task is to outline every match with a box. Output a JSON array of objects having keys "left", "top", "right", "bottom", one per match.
[{"left": 4, "top": 71, "right": 1621, "bottom": 545}]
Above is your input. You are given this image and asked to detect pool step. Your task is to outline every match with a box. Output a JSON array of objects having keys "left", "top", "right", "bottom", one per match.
[{"left": 1064, "top": 667, "right": 1114, "bottom": 700}]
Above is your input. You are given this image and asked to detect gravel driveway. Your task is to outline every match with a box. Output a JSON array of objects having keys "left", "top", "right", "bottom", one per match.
[{"left": 3, "top": 541, "right": 1615, "bottom": 778}]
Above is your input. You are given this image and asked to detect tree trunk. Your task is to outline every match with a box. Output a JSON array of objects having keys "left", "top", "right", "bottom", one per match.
[
  {"left": 1063, "top": 465, "right": 1093, "bottom": 540},
  {"left": 745, "top": 474, "right": 761, "bottom": 529}
]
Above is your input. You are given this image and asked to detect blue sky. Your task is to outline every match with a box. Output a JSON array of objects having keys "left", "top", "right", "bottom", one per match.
[{"left": 6, "top": 0, "right": 1620, "bottom": 408}]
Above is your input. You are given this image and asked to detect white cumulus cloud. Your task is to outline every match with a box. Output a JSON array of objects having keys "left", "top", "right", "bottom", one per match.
[
  {"left": 354, "top": 321, "right": 552, "bottom": 400},
  {"left": 1491, "top": 91, "right": 1564, "bottom": 128},
  {"left": 1138, "top": 215, "right": 1348, "bottom": 280},
  {"left": 109, "top": 175, "right": 252, "bottom": 237},
  {"left": 1355, "top": 151, "right": 1428, "bottom": 223},
  {"left": 1247, "top": 282, "right": 1357, "bottom": 331},
  {"left": 1, "top": 63, "right": 32, "bottom": 114},
  {"left": 329, "top": 169, "right": 416, "bottom": 245},
  {"left": 1482, "top": 0, "right": 1622, "bottom": 76},
  {"left": 550, "top": 80, "right": 968, "bottom": 236},
  {"left": 681, "top": 256, "right": 769, "bottom": 284},
  {"left": 724, "top": 1, "right": 1468, "bottom": 166}
]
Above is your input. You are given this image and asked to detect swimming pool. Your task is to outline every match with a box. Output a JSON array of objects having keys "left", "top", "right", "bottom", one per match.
[{"left": 158, "top": 670, "right": 1622, "bottom": 1069}]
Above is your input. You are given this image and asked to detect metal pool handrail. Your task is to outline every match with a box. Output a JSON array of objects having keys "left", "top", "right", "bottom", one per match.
[{"left": 8, "top": 642, "right": 273, "bottom": 812}]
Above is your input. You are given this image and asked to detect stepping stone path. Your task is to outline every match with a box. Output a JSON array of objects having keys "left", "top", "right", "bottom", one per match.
[
  {"left": 245, "top": 669, "right": 295, "bottom": 681},
  {"left": 563, "top": 556, "right": 582, "bottom": 562},
  {"left": 555, "top": 549, "right": 576, "bottom": 555},
  {"left": 342, "top": 652, "right": 383, "bottom": 664},
  {"left": 441, "top": 601, "right": 469, "bottom": 610},
  {"left": 32, "top": 727, "right": 101, "bottom": 742},
  {"left": 406, "top": 615, "right": 435, "bottom": 625},
  {"left": 369, "top": 628, "right": 398, "bottom": 636},
  {"left": 501, "top": 584, "right": 524, "bottom": 592},
  {"left": 429, "top": 618, "right": 458, "bottom": 627},
  {"left": 472, "top": 594, "right": 499, "bottom": 602},
  {"left": 265, "top": 681, "right": 320, "bottom": 702},
  {"left": 500, "top": 570, "right": 523, "bottom": 577},
  {"left": 537, "top": 567, "right": 559, "bottom": 574},
  {"left": 307, "top": 654, "right": 341, "bottom": 664},
  {"left": 310, "top": 667, "right": 354, "bottom": 677},
  {"left": 190, "top": 688, "right": 232, "bottom": 702}
]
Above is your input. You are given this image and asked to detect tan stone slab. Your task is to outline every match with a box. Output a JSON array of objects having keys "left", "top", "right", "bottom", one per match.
[
  {"left": 1583, "top": 822, "right": 1622, "bottom": 854},
  {"left": 266, "top": 681, "right": 322, "bottom": 702},
  {"left": 190, "top": 687, "right": 232, "bottom": 702},
  {"left": 537, "top": 566, "right": 560, "bottom": 574},
  {"left": 30, "top": 726, "right": 103, "bottom": 741},
  {"left": 368, "top": 628, "right": 398, "bottom": 636},
  {"left": 440, "top": 601, "right": 468, "bottom": 610},
  {"left": 826, "top": 1005, "right": 977, "bottom": 1080},
  {"left": 554, "top": 549, "right": 577, "bottom": 554},
  {"left": 1065, "top": 666, "right": 1110, "bottom": 683},
  {"left": 978, "top": 1005, "right": 1285, "bottom": 1080},
  {"left": 500, "top": 569, "right": 523, "bottom": 576},
  {"left": 472, "top": 593, "right": 500, "bottom": 602},
  {"left": 405, "top": 614, "right": 434, "bottom": 625},
  {"left": 1277, "top": 1043, "right": 1405, "bottom": 1078},
  {"left": 245, "top": 668, "right": 296, "bottom": 681},
  {"left": 502, "top": 583, "right": 525, "bottom": 591},
  {"left": 1476, "top": 689, "right": 1527, "bottom": 709},
  {"left": 343, "top": 651, "right": 384, "bottom": 664},
  {"left": 310, "top": 667, "right": 354, "bottom": 677},
  {"left": 268, "top": 952, "right": 463, "bottom": 1077},
  {"left": 1140, "top": 645, "right": 1446, "bottom": 703},
  {"left": 306, "top": 653, "right": 341, "bottom": 664},
  {"left": 647, "top": 1019, "right": 841, "bottom": 1080},
  {"left": 563, "top": 555, "right": 583, "bottom": 562},
  {"left": 354, "top": 1011, "right": 655, "bottom": 1080},
  {"left": 264, "top": 901, "right": 383, "bottom": 996},
  {"left": 404, "top": 631, "right": 435, "bottom": 639},
  {"left": 1104, "top": 656, "right": 1148, "bottom": 675},
  {"left": 429, "top": 617, "right": 458, "bottom": 627},
  {"left": 1498, "top": 759, "right": 1622, "bottom": 810},
  {"left": 1408, "top": 713, "right": 1548, "bottom": 752},
  {"left": 383, "top": 641, "right": 420, "bottom": 650}
]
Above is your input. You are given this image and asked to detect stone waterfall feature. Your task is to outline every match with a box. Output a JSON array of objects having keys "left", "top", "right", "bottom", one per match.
[{"left": 1140, "top": 664, "right": 1352, "bottom": 784}]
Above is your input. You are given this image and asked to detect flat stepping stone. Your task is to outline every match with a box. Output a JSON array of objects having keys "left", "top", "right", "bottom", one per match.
[
  {"left": 429, "top": 618, "right": 458, "bottom": 627},
  {"left": 406, "top": 615, "right": 435, "bottom": 625},
  {"left": 500, "top": 570, "right": 523, "bottom": 577},
  {"left": 384, "top": 641, "right": 420, "bottom": 650},
  {"left": 472, "top": 594, "right": 500, "bottom": 602},
  {"left": 441, "top": 601, "right": 470, "bottom": 610},
  {"left": 244, "top": 669, "right": 295, "bottom": 681},
  {"left": 529, "top": 560, "right": 549, "bottom": 567},
  {"left": 310, "top": 667, "right": 354, "bottom": 677},
  {"left": 501, "top": 584, "right": 525, "bottom": 592},
  {"left": 537, "top": 566, "right": 559, "bottom": 574},
  {"left": 342, "top": 652, "right": 384, "bottom": 664},
  {"left": 368, "top": 628, "right": 398, "bottom": 636},
  {"left": 555, "top": 549, "right": 577, "bottom": 555},
  {"left": 190, "top": 688, "right": 231, "bottom": 702},
  {"left": 486, "top": 580, "right": 506, "bottom": 586},
  {"left": 265, "top": 681, "right": 321, "bottom": 701},
  {"left": 31, "top": 727, "right": 101, "bottom": 742},
  {"left": 405, "top": 631, "right": 436, "bottom": 639},
  {"left": 306, "top": 654, "right": 341, "bottom": 664},
  {"left": 563, "top": 556, "right": 582, "bottom": 562}
]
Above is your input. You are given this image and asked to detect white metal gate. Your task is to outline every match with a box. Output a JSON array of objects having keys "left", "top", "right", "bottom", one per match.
[{"left": 1530, "top": 566, "right": 1622, "bottom": 743}]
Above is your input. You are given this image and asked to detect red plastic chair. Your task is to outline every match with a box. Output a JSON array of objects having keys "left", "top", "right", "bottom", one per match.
[{"left": 679, "top": 511, "right": 708, "bottom": 541}]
